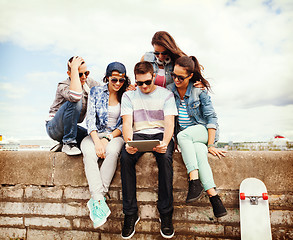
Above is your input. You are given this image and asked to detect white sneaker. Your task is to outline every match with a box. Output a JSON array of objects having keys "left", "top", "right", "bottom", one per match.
[{"left": 62, "top": 143, "right": 81, "bottom": 156}]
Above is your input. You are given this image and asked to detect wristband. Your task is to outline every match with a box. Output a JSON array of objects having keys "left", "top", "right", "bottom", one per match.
[
  {"left": 208, "top": 144, "right": 216, "bottom": 148},
  {"left": 102, "top": 136, "right": 111, "bottom": 142}
]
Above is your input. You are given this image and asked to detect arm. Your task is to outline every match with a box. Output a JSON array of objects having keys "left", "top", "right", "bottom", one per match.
[
  {"left": 68, "top": 56, "right": 83, "bottom": 93},
  {"left": 154, "top": 115, "right": 175, "bottom": 153},
  {"left": 199, "top": 91, "right": 218, "bottom": 129},
  {"left": 122, "top": 115, "right": 138, "bottom": 154},
  {"left": 86, "top": 87, "right": 99, "bottom": 134},
  {"left": 207, "top": 128, "right": 227, "bottom": 159},
  {"left": 90, "top": 130, "right": 108, "bottom": 159}
]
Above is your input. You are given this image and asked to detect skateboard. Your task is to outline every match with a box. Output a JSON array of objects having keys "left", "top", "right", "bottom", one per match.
[{"left": 239, "top": 178, "right": 272, "bottom": 240}]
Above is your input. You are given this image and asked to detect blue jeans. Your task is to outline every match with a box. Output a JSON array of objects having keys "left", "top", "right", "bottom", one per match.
[{"left": 46, "top": 100, "right": 87, "bottom": 146}]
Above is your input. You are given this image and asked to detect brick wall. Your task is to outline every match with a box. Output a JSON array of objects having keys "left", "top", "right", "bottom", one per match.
[{"left": 0, "top": 151, "right": 292, "bottom": 240}]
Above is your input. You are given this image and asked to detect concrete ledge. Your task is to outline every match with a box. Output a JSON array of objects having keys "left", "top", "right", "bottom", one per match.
[
  {"left": 0, "top": 151, "right": 292, "bottom": 239},
  {"left": 1, "top": 151, "right": 292, "bottom": 191}
]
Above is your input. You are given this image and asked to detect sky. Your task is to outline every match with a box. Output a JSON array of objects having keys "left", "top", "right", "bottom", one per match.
[{"left": 0, "top": 0, "right": 292, "bottom": 143}]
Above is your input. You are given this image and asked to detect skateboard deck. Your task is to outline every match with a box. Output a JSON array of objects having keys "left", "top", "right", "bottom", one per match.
[{"left": 239, "top": 178, "right": 272, "bottom": 240}]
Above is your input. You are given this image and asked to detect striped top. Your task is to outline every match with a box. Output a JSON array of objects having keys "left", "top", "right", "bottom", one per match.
[
  {"left": 121, "top": 86, "right": 178, "bottom": 134},
  {"left": 178, "top": 99, "right": 193, "bottom": 129}
]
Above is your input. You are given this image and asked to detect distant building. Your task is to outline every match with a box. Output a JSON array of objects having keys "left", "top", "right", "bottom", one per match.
[{"left": 225, "top": 135, "right": 293, "bottom": 151}]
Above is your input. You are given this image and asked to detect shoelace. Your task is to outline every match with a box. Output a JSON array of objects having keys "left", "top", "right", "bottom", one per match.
[
  {"left": 93, "top": 201, "right": 107, "bottom": 218},
  {"left": 67, "top": 143, "right": 78, "bottom": 149},
  {"left": 161, "top": 214, "right": 172, "bottom": 228}
]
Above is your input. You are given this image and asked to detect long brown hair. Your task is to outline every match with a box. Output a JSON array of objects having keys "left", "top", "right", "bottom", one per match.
[
  {"left": 175, "top": 56, "right": 211, "bottom": 91},
  {"left": 151, "top": 31, "right": 186, "bottom": 62}
]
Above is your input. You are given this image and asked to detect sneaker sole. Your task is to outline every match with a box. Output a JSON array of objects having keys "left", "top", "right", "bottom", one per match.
[
  {"left": 121, "top": 216, "right": 140, "bottom": 239},
  {"left": 159, "top": 218, "right": 175, "bottom": 239},
  {"left": 185, "top": 187, "right": 204, "bottom": 203},
  {"left": 215, "top": 210, "right": 228, "bottom": 218}
]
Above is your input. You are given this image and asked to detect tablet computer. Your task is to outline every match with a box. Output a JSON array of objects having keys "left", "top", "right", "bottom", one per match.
[{"left": 127, "top": 140, "right": 160, "bottom": 152}]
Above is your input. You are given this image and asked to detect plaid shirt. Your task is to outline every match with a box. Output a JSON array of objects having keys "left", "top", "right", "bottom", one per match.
[{"left": 86, "top": 84, "right": 122, "bottom": 134}]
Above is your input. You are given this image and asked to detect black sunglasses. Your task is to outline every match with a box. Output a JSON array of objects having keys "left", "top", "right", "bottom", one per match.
[
  {"left": 110, "top": 78, "right": 126, "bottom": 84},
  {"left": 79, "top": 71, "right": 90, "bottom": 78},
  {"left": 171, "top": 72, "right": 190, "bottom": 82},
  {"left": 154, "top": 51, "right": 168, "bottom": 56},
  {"left": 136, "top": 79, "right": 153, "bottom": 86}
]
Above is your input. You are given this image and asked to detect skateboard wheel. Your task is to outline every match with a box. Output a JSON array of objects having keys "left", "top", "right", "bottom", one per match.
[
  {"left": 240, "top": 192, "right": 245, "bottom": 200},
  {"left": 262, "top": 193, "right": 268, "bottom": 200}
]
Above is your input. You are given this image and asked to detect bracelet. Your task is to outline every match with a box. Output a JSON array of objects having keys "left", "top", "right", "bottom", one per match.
[
  {"left": 208, "top": 144, "right": 216, "bottom": 148},
  {"left": 107, "top": 133, "right": 113, "bottom": 141},
  {"left": 102, "top": 136, "right": 111, "bottom": 142}
]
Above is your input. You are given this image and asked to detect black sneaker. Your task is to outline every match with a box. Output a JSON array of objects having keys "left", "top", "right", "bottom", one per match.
[
  {"left": 209, "top": 195, "right": 227, "bottom": 218},
  {"left": 121, "top": 213, "right": 140, "bottom": 239},
  {"left": 159, "top": 212, "right": 174, "bottom": 239},
  {"left": 186, "top": 179, "right": 204, "bottom": 203}
]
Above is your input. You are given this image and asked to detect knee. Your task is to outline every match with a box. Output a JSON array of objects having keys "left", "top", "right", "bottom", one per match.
[
  {"left": 66, "top": 99, "right": 82, "bottom": 112},
  {"left": 177, "top": 130, "right": 188, "bottom": 144}
]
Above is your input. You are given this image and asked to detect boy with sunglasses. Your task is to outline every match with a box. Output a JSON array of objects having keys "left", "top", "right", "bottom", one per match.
[
  {"left": 120, "top": 61, "right": 178, "bottom": 239},
  {"left": 46, "top": 56, "right": 101, "bottom": 155}
]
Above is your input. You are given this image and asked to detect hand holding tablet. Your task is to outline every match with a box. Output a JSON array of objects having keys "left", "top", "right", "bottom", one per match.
[{"left": 127, "top": 140, "right": 160, "bottom": 152}]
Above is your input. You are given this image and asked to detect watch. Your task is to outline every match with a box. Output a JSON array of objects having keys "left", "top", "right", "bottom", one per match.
[
  {"left": 103, "top": 136, "right": 110, "bottom": 142},
  {"left": 107, "top": 133, "right": 113, "bottom": 141},
  {"left": 208, "top": 144, "right": 216, "bottom": 148}
]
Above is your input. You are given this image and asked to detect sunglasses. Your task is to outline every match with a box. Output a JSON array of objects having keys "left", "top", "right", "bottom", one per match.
[
  {"left": 154, "top": 51, "right": 169, "bottom": 56},
  {"left": 171, "top": 72, "right": 190, "bottom": 82},
  {"left": 79, "top": 71, "right": 90, "bottom": 78},
  {"left": 136, "top": 79, "right": 153, "bottom": 86},
  {"left": 110, "top": 78, "right": 126, "bottom": 84}
]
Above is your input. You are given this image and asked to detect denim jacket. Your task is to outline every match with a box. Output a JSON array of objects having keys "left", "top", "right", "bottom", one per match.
[
  {"left": 168, "top": 81, "right": 219, "bottom": 142},
  {"left": 86, "top": 84, "right": 122, "bottom": 135},
  {"left": 144, "top": 52, "right": 174, "bottom": 87}
]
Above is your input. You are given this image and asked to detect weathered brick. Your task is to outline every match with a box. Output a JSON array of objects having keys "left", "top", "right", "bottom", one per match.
[
  {"left": 107, "top": 203, "right": 124, "bottom": 218},
  {"left": 270, "top": 210, "right": 293, "bottom": 226},
  {"left": 100, "top": 233, "right": 162, "bottom": 240},
  {"left": 174, "top": 222, "right": 225, "bottom": 235},
  {"left": 0, "top": 185, "right": 24, "bottom": 200},
  {"left": 272, "top": 227, "right": 293, "bottom": 240},
  {"left": 73, "top": 217, "right": 121, "bottom": 232},
  {"left": 24, "top": 185, "right": 63, "bottom": 201},
  {"left": 0, "top": 227, "right": 26, "bottom": 239},
  {"left": 25, "top": 217, "right": 71, "bottom": 229},
  {"left": 0, "top": 216, "right": 23, "bottom": 226},
  {"left": 27, "top": 229, "right": 101, "bottom": 240},
  {"left": 64, "top": 202, "right": 88, "bottom": 217},
  {"left": 140, "top": 204, "right": 158, "bottom": 219},
  {"left": 224, "top": 225, "right": 240, "bottom": 237},
  {"left": 64, "top": 186, "right": 90, "bottom": 200},
  {"left": 108, "top": 189, "right": 120, "bottom": 200},
  {"left": 0, "top": 202, "right": 64, "bottom": 216},
  {"left": 137, "top": 190, "right": 157, "bottom": 202},
  {"left": 135, "top": 219, "right": 159, "bottom": 232},
  {"left": 269, "top": 193, "right": 293, "bottom": 209}
]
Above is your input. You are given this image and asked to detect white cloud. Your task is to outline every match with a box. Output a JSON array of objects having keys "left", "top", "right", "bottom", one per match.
[
  {"left": 0, "top": 0, "right": 292, "bottom": 141},
  {"left": 0, "top": 82, "right": 28, "bottom": 99}
]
